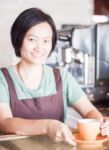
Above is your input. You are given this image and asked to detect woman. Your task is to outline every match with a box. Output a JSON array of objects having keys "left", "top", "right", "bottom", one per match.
[{"left": 0, "top": 7, "right": 108, "bottom": 146}]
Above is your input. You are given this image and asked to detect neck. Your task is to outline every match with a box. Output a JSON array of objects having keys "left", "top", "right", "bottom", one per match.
[
  {"left": 17, "top": 61, "right": 43, "bottom": 81},
  {"left": 19, "top": 60, "right": 43, "bottom": 70}
]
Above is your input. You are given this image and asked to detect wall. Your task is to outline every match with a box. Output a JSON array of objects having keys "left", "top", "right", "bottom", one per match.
[{"left": 0, "top": 0, "right": 93, "bottom": 67}]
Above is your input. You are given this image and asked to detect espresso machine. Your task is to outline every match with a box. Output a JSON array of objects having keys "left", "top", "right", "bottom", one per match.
[
  {"left": 47, "top": 26, "right": 95, "bottom": 98},
  {"left": 50, "top": 25, "right": 95, "bottom": 99},
  {"left": 47, "top": 23, "right": 109, "bottom": 115},
  {"left": 93, "top": 22, "right": 109, "bottom": 114}
]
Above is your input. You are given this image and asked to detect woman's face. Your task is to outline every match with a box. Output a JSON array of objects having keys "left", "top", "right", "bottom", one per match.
[{"left": 20, "top": 22, "right": 53, "bottom": 64}]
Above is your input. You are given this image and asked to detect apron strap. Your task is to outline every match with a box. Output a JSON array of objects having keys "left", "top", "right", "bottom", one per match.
[{"left": 1, "top": 68, "right": 18, "bottom": 101}]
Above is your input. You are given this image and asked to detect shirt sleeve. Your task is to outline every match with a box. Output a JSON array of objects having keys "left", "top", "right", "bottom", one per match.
[
  {"left": 60, "top": 68, "right": 86, "bottom": 106},
  {"left": 0, "top": 70, "right": 10, "bottom": 104}
]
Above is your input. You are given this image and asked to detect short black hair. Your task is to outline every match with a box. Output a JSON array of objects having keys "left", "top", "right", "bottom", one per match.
[{"left": 11, "top": 7, "right": 57, "bottom": 57}]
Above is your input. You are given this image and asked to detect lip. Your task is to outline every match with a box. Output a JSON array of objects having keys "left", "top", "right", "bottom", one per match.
[{"left": 31, "top": 53, "right": 43, "bottom": 57}]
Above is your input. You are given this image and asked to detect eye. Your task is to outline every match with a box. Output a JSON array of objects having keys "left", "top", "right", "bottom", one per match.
[
  {"left": 43, "top": 39, "right": 51, "bottom": 43},
  {"left": 29, "top": 38, "right": 36, "bottom": 42}
]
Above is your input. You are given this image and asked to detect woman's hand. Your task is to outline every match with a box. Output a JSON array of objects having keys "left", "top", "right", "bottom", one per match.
[
  {"left": 46, "top": 120, "right": 76, "bottom": 146},
  {"left": 100, "top": 117, "right": 109, "bottom": 136}
]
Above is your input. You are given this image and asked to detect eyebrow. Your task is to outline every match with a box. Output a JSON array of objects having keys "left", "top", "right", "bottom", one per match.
[{"left": 26, "top": 34, "right": 52, "bottom": 39}]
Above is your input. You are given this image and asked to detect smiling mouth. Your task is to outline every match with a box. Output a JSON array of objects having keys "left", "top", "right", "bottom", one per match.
[{"left": 31, "top": 53, "right": 43, "bottom": 57}]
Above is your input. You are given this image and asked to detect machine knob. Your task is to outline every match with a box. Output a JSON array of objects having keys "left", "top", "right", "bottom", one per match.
[
  {"left": 85, "top": 88, "right": 91, "bottom": 94},
  {"left": 106, "top": 92, "right": 109, "bottom": 97}
]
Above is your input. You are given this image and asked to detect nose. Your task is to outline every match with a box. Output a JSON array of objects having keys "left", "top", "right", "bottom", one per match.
[{"left": 34, "top": 40, "right": 43, "bottom": 52}]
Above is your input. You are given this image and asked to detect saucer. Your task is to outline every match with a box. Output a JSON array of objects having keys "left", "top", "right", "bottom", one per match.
[{"left": 74, "top": 134, "right": 108, "bottom": 145}]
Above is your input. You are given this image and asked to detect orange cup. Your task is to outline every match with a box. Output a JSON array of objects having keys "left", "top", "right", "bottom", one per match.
[{"left": 77, "top": 119, "right": 100, "bottom": 141}]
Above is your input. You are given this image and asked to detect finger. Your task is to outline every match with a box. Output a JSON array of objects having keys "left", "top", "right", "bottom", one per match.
[
  {"left": 54, "top": 132, "right": 62, "bottom": 142},
  {"left": 67, "top": 128, "right": 76, "bottom": 141},
  {"left": 61, "top": 129, "right": 76, "bottom": 146},
  {"left": 56, "top": 131, "right": 61, "bottom": 138},
  {"left": 100, "top": 118, "right": 104, "bottom": 124},
  {"left": 65, "top": 126, "right": 76, "bottom": 141},
  {"left": 101, "top": 117, "right": 109, "bottom": 123},
  {"left": 54, "top": 137, "right": 62, "bottom": 142},
  {"left": 101, "top": 120, "right": 109, "bottom": 128},
  {"left": 101, "top": 127, "right": 109, "bottom": 136}
]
